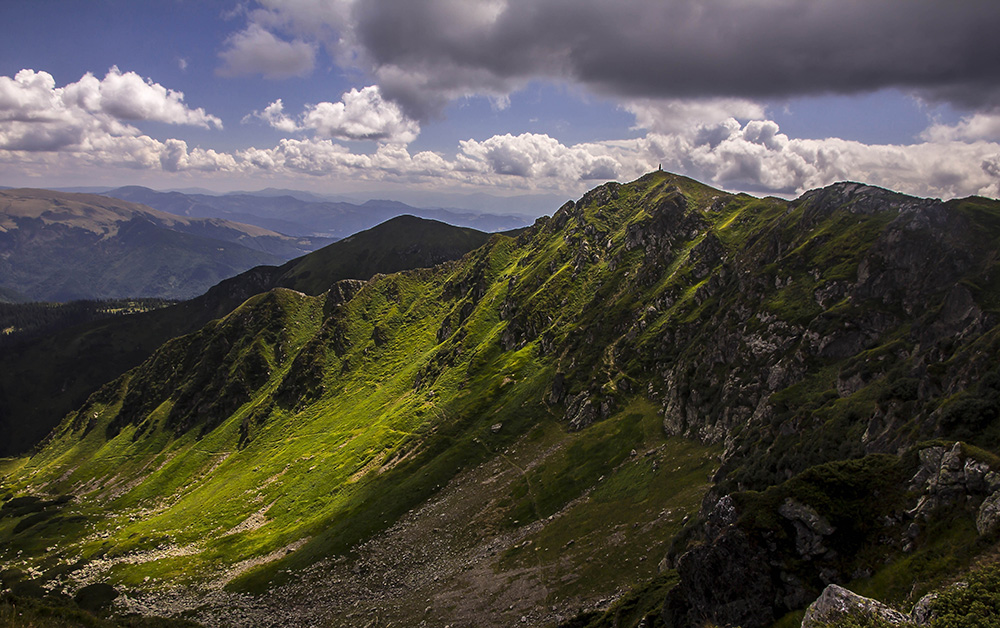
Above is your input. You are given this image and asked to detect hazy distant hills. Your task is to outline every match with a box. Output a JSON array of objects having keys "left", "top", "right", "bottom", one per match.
[
  {"left": 0, "top": 189, "right": 332, "bottom": 301},
  {"left": 103, "top": 185, "right": 531, "bottom": 238}
]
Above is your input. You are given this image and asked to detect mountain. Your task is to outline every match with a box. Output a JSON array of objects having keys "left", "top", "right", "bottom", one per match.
[
  {"left": 0, "top": 216, "right": 492, "bottom": 458},
  {"left": 222, "top": 186, "right": 561, "bottom": 216},
  {"left": 3, "top": 172, "right": 1000, "bottom": 627},
  {"left": 103, "top": 186, "right": 531, "bottom": 237},
  {"left": 0, "top": 189, "right": 332, "bottom": 301}
]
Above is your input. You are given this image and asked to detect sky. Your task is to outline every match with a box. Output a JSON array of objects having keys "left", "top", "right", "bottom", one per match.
[{"left": 1, "top": 0, "right": 999, "bottom": 205}]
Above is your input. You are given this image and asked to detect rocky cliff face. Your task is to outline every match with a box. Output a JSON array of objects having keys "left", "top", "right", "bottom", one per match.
[{"left": 659, "top": 442, "right": 1000, "bottom": 628}]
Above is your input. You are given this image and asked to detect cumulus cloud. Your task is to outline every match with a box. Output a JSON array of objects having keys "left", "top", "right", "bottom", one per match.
[
  {"left": 0, "top": 68, "right": 229, "bottom": 173},
  {"left": 247, "top": 86, "right": 420, "bottom": 143},
  {"left": 73, "top": 66, "right": 222, "bottom": 128},
  {"left": 235, "top": 0, "right": 1000, "bottom": 120},
  {"left": 302, "top": 86, "right": 419, "bottom": 142},
  {"left": 217, "top": 23, "right": 316, "bottom": 79},
  {"left": 235, "top": 139, "right": 453, "bottom": 181},
  {"left": 459, "top": 133, "right": 622, "bottom": 182},
  {"left": 7, "top": 108, "right": 998, "bottom": 201},
  {"left": 4, "top": 66, "right": 999, "bottom": 203},
  {"left": 624, "top": 98, "right": 767, "bottom": 135},
  {"left": 245, "top": 98, "right": 301, "bottom": 133},
  {"left": 1, "top": 68, "right": 221, "bottom": 130},
  {"left": 922, "top": 109, "right": 1000, "bottom": 143},
  {"left": 637, "top": 120, "right": 1000, "bottom": 199}
]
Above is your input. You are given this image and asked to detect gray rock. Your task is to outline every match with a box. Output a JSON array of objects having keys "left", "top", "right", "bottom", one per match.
[
  {"left": 909, "top": 446, "right": 945, "bottom": 489},
  {"left": 564, "top": 392, "right": 597, "bottom": 431},
  {"left": 964, "top": 459, "right": 991, "bottom": 493},
  {"left": 910, "top": 592, "right": 937, "bottom": 624},
  {"left": 976, "top": 490, "right": 1000, "bottom": 536},
  {"left": 779, "top": 498, "right": 835, "bottom": 559},
  {"left": 801, "top": 584, "right": 909, "bottom": 628}
]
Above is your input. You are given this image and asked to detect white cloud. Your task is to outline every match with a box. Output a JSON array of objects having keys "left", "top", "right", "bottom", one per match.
[
  {"left": 217, "top": 24, "right": 316, "bottom": 79},
  {"left": 638, "top": 120, "right": 1000, "bottom": 199},
  {"left": 302, "top": 86, "right": 418, "bottom": 142},
  {"left": 70, "top": 66, "right": 222, "bottom": 128},
  {"left": 245, "top": 98, "right": 301, "bottom": 133},
  {"left": 0, "top": 68, "right": 229, "bottom": 174},
  {"left": 3, "top": 67, "right": 998, "bottom": 202},
  {"left": 458, "top": 133, "right": 622, "bottom": 182},
  {"left": 247, "top": 86, "right": 420, "bottom": 143},
  {"left": 922, "top": 110, "right": 1000, "bottom": 143},
  {"left": 0, "top": 68, "right": 221, "bottom": 142},
  {"left": 624, "top": 98, "right": 767, "bottom": 135}
]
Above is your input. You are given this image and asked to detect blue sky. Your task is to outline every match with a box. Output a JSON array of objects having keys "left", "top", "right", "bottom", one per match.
[{"left": 1, "top": 0, "right": 998, "bottom": 202}]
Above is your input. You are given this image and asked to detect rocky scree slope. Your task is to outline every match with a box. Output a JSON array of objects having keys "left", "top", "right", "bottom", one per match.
[{"left": 2, "top": 172, "right": 1000, "bottom": 627}]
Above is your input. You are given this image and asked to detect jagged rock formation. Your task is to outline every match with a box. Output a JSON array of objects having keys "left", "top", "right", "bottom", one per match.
[{"left": 659, "top": 441, "right": 1000, "bottom": 628}]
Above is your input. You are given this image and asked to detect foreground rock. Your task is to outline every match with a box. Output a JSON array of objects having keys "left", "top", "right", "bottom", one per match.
[{"left": 801, "top": 584, "right": 910, "bottom": 627}]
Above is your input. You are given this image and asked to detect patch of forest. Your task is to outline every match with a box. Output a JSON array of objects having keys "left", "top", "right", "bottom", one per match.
[{"left": 0, "top": 299, "right": 176, "bottom": 348}]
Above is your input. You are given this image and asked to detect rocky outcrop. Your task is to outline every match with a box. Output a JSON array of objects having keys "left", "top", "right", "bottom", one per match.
[
  {"left": 662, "top": 527, "right": 778, "bottom": 628},
  {"left": 977, "top": 491, "right": 1000, "bottom": 536},
  {"left": 659, "top": 444, "right": 999, "bottom": 628},
  {"left": 800, "top": 583, "right": 942, "bottom": 628},
  {"left": 778, "top": 498, "right": 835, "bottom": 560},
  {"left": 908, "top": 442, "right": 1000, "bottom": 523},
  {"left": 800, "top": 584, "right": 910, "bottom": 628}
]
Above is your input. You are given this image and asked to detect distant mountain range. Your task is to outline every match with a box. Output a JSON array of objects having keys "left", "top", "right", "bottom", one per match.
[
  {"left": 0, "top": 189, "right": 333, "bottom": 302},
  {"left": 102, "top": 186, "right": 533, "bottom": 238},
  {"left": 39, "top": 184, "right": 561, "bottom": 219}
]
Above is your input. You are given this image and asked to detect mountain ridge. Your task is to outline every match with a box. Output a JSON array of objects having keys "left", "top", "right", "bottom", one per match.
[{"left": 3, "top": 172, "right": 1000, "bottom": 627}]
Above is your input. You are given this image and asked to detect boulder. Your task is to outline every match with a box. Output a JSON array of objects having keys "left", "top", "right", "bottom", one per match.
[
  {"left": 801, "top": 584, "right": 909, "bottom": 628},
  {"left": 976, "top": 490, "right": 1000, "bottom": 536}
]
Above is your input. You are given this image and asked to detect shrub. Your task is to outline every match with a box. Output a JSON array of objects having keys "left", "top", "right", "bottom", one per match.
[{"left": 930, "top": 563, "right": 1000, "bottom": 628}]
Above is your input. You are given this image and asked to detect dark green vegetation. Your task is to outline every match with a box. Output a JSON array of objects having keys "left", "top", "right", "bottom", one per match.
[
  {"left": 105, "top": 185, "right": 530, "bottom": 237},
  {"left": 2, "top": 173, "right": 1000, "bottom": 627},
  {"left": 0, "top": 215, "right": 492, "bottom": 457},
  {"left": 0, "top": 593, "right": 203, "bottom": 628},
  {"left": 0, "top": 188, "right": 332, "bottom": 302},
  {"left": 0, "top": 299, "right": 174, "bottom": 347}
]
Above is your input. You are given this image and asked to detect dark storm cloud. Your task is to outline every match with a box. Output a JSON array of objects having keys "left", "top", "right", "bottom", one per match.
[{"left": 349, "top": 0, "right": 1000, "bottom": 119}]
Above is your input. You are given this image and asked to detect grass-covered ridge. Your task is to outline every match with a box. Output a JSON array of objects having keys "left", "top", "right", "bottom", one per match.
[
  {"left": 0, "top": 214, "right": 493, "bottom": 459},
  {"left": 3, "top": 172, "right": 1000, "bottom": 627}
]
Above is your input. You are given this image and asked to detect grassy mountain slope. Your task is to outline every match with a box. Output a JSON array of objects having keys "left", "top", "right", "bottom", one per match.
[
  {"left": 3, "top": 173, "right": 1000, "bottom": 627},
  {"left": 0, "top": 189, "right": 329, "bottom": 301},
  {"left": 0, "top": 216, "right": 492, "bottom": 458}
]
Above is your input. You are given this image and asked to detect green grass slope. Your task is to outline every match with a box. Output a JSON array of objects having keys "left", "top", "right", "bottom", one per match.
[{"left": 2, "top": 173, "right": 1000, "bottom": 627}]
